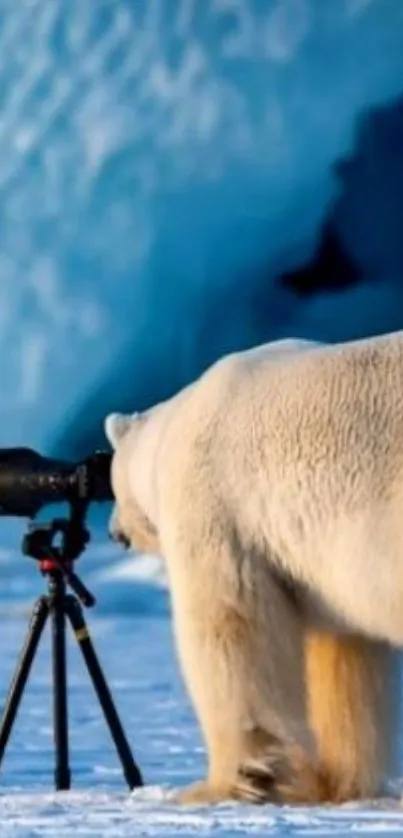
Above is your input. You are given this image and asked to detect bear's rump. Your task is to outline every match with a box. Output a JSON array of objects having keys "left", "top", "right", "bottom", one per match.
[{"left": 266, "top": 498, "right": 403, "bottom": 645}]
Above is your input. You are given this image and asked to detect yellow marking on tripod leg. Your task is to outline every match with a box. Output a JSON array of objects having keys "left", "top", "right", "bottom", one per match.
[{"left": 75, "top": 627, "right": 89, "bottom": 642}]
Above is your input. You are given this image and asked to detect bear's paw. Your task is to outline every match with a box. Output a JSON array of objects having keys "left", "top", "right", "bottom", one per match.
[{"left": 233, "top": 730, "right": 328, "bottom": 805}]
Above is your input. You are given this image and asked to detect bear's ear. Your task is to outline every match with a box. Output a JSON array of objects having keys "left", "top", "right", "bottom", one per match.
[{"left": 104, "top": 413, "right": 136, "bottom": 449}]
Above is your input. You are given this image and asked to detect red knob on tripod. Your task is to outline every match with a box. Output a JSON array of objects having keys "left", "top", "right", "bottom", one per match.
[{"left": 39, "top": 558, "right": 71, "bottom": 574}]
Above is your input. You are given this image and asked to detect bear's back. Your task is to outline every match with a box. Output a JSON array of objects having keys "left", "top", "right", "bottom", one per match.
[
  {"left": 168, "top": 329, "right": 403, "bottom": 529},
  {"left": 145, "top": 329, "right": 403, "bottom": 533}
]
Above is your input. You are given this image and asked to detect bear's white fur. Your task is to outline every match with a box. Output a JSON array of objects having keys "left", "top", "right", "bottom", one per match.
[{"left": 105, "top": 333, "right": 403, "bottom": 805}]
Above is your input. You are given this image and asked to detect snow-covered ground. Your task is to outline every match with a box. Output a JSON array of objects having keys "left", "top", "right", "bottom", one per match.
[{"left": 0, "top": 543, "right": 402, "bottom": 836}]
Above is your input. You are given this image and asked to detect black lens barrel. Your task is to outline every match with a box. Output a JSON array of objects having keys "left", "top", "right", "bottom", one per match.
[{"left": 0, "top": 448, "right": 112, "bottom": 518}]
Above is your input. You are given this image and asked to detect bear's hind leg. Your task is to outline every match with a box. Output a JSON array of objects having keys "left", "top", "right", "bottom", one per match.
[{"left": 305, "top": 632, "right": 400, "bottom": 802}]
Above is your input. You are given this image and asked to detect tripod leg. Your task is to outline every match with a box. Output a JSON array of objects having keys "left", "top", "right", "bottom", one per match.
[
  {"left": 65, "top": 596, "right": 143, "bottom": 790},
  {"left": 0, "top": 596, "right": 49, "bottom": 767},
  {"left": 51, "top": 597, "right": 70, "bottom": 791}
]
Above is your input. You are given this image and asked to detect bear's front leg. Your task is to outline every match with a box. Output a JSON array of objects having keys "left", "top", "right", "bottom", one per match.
[{"left": 165, "top": 530, "right": 320, "bottom": 805}]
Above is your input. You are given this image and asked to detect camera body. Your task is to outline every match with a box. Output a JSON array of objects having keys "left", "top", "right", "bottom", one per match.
[{"left": 0, "top": 448, "right": 113, "bottom": 518}]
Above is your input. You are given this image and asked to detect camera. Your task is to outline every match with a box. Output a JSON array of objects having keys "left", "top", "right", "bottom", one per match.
[
  {"left": 0, "top": 447, "right": 113, "bottom": 518},
  {"left": 0, "top": 445, "right": 143, "bottom": 791}
]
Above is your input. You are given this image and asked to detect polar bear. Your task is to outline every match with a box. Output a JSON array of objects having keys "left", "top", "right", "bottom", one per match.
[{"left": 105, "top": 333, "right": 402, "bottom": 805}]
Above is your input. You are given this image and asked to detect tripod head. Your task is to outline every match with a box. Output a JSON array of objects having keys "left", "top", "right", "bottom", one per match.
[{"left": 22, "top": 500, "right": 95, "bottom": 608}]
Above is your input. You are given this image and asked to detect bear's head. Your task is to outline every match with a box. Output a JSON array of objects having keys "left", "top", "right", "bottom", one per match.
[{"left": 104, "top": 412, "right": 161, "bottom": 555}]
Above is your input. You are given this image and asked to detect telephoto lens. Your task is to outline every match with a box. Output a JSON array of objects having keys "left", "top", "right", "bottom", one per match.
[{"left": 0, "top": 448, "right": 113, "bottom": 518}]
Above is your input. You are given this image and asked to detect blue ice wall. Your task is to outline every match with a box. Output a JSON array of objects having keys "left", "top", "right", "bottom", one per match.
[{"left": 0, "top": 1, "right": 402, "bottom": 456}]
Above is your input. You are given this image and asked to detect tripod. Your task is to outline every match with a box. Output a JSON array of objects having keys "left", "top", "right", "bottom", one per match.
[{"left": 0, "top": 503, "right": 143, "bottom": 791}]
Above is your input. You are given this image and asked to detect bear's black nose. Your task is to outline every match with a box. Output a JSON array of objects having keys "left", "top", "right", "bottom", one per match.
[
  {"left": 119, "top": 532, "right": 131, "bottom": 550},
  {"left": 109, "top": 528, "right": 131, "bottom": 550}
]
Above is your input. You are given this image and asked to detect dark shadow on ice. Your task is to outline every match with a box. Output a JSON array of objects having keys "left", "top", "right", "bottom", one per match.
[
  {"left": 280, "top": 93, "right": 403, "bottom": 298},
  {"left": 281, "top": 223, "right": 361, "bottom": 296}
]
